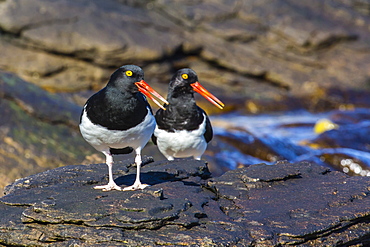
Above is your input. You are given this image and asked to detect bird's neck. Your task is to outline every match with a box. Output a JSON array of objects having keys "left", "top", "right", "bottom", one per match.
[
  {"left": 106, "top": 87, "right": 146, "bottom": 112},
  {"left": 165, "top": 95, "right": 198, "bottom": 119},
  {"left": 168, "top": 91, "right": 196, "bottom": 106}
]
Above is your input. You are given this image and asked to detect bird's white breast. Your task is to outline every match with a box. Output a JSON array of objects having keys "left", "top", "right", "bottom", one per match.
[
  {"left": 79, "top": 106, "right": 155, "bottom": 152},
  {"left": 154, "top": 113, "right": 208, "bottom": 159}
]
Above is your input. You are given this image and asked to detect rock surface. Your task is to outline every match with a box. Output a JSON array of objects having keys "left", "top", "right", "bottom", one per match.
[
  {"left": 0, "top": 71, "right": 100, "bottom": 194},
  {"left": 1, "top": 0, "right": 370, "bottom": 111},
  {"left": 1, "top": 159, "right": 369, "bottom": 246}
]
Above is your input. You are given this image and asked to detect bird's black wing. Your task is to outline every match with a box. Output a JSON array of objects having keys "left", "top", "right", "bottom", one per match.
[
  {"left": 84, "top": 88, "right": 149, "bottom": 131},
  {"left": 110, "top": 147, "right": 134, "bottom": 155},
  {"left": 151, "top": 107, "right": 165, "bottom": 145},
  {"left": 154, "top": 106, "right": 204, "bottom": 132},
  {"left": 201, "top": 108, "right": 213, "bottom": 143},
  {"left": 151, "top": 134, "right": 158, "bottom": 145}
]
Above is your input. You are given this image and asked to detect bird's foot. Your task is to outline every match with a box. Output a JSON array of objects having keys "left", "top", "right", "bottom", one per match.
[
  {"left": 122, "top": 182, "right": 150, "bottom": 191},
  {"left": 94, "top": 182, "right": 122, "bottom": 191}
]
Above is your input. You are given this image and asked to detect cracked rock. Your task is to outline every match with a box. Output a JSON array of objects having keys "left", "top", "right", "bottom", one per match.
[{"left": 1, "top": 159, "right": 370, "bottom": 246}]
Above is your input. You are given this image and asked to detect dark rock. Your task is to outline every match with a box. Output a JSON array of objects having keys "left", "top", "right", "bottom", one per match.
[
  {"left": 208, "top": 161, "right": 370, "bottom": 246},
  {"left": 1, "top": 159, "right": 369, "bottom": 246}
]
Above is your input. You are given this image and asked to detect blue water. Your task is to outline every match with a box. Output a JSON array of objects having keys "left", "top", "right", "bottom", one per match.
[
  {"left": 212, "top": 110, "right": 327, "bottom": 143},
  {"left": 210, "top": 109, "right": 370, "bottom": 176}
]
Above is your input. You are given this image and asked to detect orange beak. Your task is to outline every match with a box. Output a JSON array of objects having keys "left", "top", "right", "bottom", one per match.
[
  {"left": 135, "top": 80, "right": 169, "bottom": 110},
  {"left": 191, "top": 81, "right": 225, "bottom": 110}
]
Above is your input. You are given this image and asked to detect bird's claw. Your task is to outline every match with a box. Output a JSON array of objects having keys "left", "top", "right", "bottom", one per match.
[
  {"left": 94, "top": 182, "right": 122, "bottom": 191},
  {"left": 122, "top": 183, "right": 150, "bottom": 191}
]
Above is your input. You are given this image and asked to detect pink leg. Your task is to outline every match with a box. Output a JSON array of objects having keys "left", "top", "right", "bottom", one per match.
[
  {"left": 122, "top": 147, "right": 149, "bottom": 191},
  {"left": 94, "top": 151, "right": 122, "bottom": 191}
]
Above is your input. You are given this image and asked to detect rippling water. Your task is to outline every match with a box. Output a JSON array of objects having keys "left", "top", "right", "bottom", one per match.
[{"left": 210, "top": 109, "right": 370, "bottom": 177}]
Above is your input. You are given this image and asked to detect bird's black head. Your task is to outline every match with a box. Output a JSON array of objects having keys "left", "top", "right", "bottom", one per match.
[
  {"left": 107, "top": 65, "right": 144, "bottom": 93},
  {"left": 168, "top": 68, "right": 225, "bottom": 109},
  {"left": 169, "top": 68, "right": 198, "bottom": 95},
  {"left": 106, "top": 65, "right": 169, "bottom": 109}
]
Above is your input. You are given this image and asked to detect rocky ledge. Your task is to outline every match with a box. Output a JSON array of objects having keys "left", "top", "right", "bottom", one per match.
[
  {"left": 1, "top": 158, "right": 370, "bottom": 246},
  {"left": 1, "top": 0, "right": 370, "bottom": 113}
]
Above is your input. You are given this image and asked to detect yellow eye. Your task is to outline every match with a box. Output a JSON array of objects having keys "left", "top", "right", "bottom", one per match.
[
  {"left": 181, "top": 73, "right": 188, "bottom": 80},
  {"left": 126, "top": 70, "right": 133, "bottom": 77}
]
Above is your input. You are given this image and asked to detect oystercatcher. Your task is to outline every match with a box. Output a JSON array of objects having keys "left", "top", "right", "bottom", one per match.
[
  {"left": 152, "top": 68, "right": 224, "bottom": 160},
  {"left": 79, "top": 65, "right": 168, "bottom": 191}
]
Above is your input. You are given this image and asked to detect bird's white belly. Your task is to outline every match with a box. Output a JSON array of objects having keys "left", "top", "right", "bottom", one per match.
[
  {"left": 154, "top": 117, "right": 207, "bottom": 159},
  {"left": 79, "top": 108, "right": 155, "bottom": 152}
]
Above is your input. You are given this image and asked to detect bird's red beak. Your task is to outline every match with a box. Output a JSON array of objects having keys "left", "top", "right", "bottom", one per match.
[
  {"left": 135, "top": 80, "right": 169, "bottom": 110},
  {"left": 190, "top": 81, "right": 225, "bottom": 110}
]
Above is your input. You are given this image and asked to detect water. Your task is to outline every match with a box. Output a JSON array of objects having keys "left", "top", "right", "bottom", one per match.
[
  {"left": 213, "top": 110, "right": 328, "bottom": 143},
  {"left": 210, "top": 109, "right": 370, "bottom": 176}
]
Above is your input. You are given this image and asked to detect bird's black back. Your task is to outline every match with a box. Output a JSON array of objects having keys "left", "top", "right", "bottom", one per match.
[
  {"left": 153, "top": 96, "right": 213, "bottom": 144},
  {"left": 82, "top": 87, "right": 151, "bottom": 131}
]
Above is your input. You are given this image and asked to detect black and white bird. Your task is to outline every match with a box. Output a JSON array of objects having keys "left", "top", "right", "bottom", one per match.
[
  {"left": 152, "top": 68, "right": 224, "bottom": 160},
  {"left": 79, "top": 65, "right": 168, "bottom": 191}
]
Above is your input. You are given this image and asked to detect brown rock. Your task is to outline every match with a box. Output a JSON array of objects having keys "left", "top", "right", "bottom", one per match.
[
  {"left": 0, "top": 0, "right": 369, "bottom": 110},
  {"left": 0, "top": 71, "right": 98, "bottom": 195}
]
